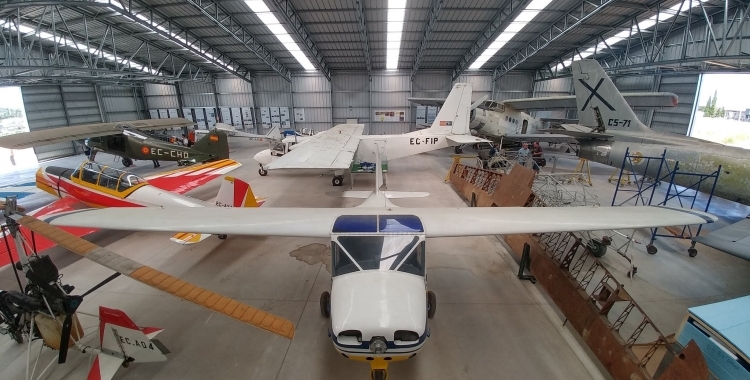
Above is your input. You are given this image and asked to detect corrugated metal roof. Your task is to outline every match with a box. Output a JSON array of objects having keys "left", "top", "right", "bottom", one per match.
[{"left": 0, "top": 0, "right": 722, "bottom": 81}]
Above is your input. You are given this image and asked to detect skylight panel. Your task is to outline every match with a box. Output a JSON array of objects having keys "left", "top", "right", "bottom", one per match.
[
  {"left": 244, "top": 0, "right": 315, "bottom": 71},
  {"left": 469, "top": 0, "right": 554, "bottom": 70},
  {"left": 386, "top": 0, "right": 407, "bottom": 70}
]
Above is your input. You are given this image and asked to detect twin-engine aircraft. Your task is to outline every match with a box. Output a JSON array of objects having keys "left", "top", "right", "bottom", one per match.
[
  {"left": 0, "top": 158, "right": 261, "bottom": 267},
  {"left": 0, "top": 118, "right": 229, "bottom": 167},
  {"left": 39, "top": 147, "right": 717, "bottom": 379},
  {"left": 253, "top": 82, "right": 490, "bottom": 186}
]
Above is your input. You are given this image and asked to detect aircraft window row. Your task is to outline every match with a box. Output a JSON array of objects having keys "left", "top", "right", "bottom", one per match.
[
  {"left": 505, "top": 116, "right": 518, "bottom": 124},
  {"left": 332, "top": 236, "right": 425, "bottom": 277}
]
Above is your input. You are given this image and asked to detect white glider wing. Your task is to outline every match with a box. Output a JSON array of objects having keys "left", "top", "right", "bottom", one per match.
[
  {"left": 265, "top": 124, "right": 365, "bottom": 170},
  {"left": 44, "top": 206, "right": 715, "bottom": 239},
  {"left": 0, "top": 118, "right": 195, "bottom": 149}
]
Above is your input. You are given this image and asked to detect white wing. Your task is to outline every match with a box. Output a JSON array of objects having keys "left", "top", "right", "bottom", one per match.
[
  {"left": 501, "top": 93, "right": 678, "bottom": 111},
  {"left": 44, "top": 206, "right": 715, "bottom": 239},
  {"left": 265, "top": 124, "right": 365, "bottom": 170},
  {"left": 0, "top": 118, "right": 195, "bottom": 149}
]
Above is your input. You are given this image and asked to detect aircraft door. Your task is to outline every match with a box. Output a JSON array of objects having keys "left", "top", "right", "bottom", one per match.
[
  {"left": 106, "top": 135, "right": 125, "bottom": 152},
  {"left": 521, "top": 120, "right": 528, "bottom": 134}
]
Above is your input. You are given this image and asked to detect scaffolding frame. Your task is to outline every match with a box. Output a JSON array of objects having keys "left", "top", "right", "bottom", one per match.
[{"left": 611, "top": 147, "right": 720, "bottom": 257}]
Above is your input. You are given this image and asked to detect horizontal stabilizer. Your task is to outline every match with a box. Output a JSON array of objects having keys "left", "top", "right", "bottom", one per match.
[
  {"left": 88, "top": 353, "right": 123, "bottom": 380},
  {"left": 446, "top": 135, "right": 491, "bottom": 145},
  {"left": 99, "top": 306, "right": 168, "bottom": 363},
  {"left": 170, "top": 232, "right": 212, "bottom": 245},
  {"left": 693, "top": 217, "right": 750, "bottom": 261},
  {"left": 383, "top": 191, "right": 430, "bottom": 199},
  {"left": 338, "top": 191, "right": 373, "bottom": 199}
]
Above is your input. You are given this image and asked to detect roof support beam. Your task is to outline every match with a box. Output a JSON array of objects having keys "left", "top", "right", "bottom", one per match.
[
  {"left": 492, "top": 0, "right": 618, "bottom": 81},
  {"left": 452, "top": 0, "right": 531, "bottom": 81},
  {"left": 411, "top": 0, "right": 443, "bottom": 78},
  {"left": 180, "top": 0, "right": 292, "bottom": 81},
  {"left": 354, "top": 0, "right": 372, "bottom": 75},
  {"left": 267, "top": 0, "right": 331, "bottom": 81}
]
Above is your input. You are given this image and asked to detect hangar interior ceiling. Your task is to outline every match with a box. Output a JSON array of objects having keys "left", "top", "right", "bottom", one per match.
[{"left": 2, "top": 0, "right": 749, "bottom": 153}]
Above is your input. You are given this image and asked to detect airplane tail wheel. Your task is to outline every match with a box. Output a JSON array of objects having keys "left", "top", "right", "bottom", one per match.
[
  {"left": 371, "top": 369, "right": 387, "bottom": 380},
  {"left": 258, "top": 167, "right": 268, "bottom": 176},
  {"left": 121, "top": 157, "right": 133, "bottom": 167},
  {"left": 427, "top": 291, "right": 436, "bottom": 319},
  {"left": 332, "top": 176, "right": 344, "bottom": 186},
  {"left": 646, "top": 245, "right": 658, "bottom": 255},
  {"left": 587, "top": 239, "right": 607, "bottom": 258},
  {"left": 320, "top": 291, "right": 331, "bottom": 318},
  {"left": 688, "top": 248, "right": 698, "bottom": 257}
]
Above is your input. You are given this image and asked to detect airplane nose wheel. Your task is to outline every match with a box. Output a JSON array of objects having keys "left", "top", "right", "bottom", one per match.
[
  {"left": 320, "top": 291, "right": 331, "bottom": 318},
  {"left": 427, "top": 291, "right": 436, "bottom": 319},
  {"left": 371, "top": 369, "right": 387, "bottom": 380},
  {"left": 332, "top": 175, "right": 344, "bottom": 186}
]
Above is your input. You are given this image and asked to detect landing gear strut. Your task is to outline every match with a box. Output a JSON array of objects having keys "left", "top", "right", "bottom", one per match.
[{"left": 332, "top": 175, "right": 344, "bottom": 186}]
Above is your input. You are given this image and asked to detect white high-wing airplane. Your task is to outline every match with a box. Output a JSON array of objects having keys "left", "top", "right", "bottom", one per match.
[
  {"left": 253, "top": 82, "right": 490, "bottom": 186},
  {"left": 41, "top": 147, "right": 716, "bottom": 379}
]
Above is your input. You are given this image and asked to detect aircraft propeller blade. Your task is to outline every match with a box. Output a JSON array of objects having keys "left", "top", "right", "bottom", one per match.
[
  {"left": 9, "top": 214, "right": 295, "bottom": 339},
  {"left": 58, "top": 314, "right": 73, "bottom": 363}
]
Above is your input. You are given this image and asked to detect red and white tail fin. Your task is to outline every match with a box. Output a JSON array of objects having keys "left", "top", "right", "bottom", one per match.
[
  {"left": 88, "top": 307, "right": 168, "bottom": 380},
  {"left": 215, "top": 176, "right": 265, "bottom": 207}
]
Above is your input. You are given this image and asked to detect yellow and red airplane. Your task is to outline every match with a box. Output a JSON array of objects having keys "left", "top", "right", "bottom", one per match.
[{"left": 1, "top": 159, "right": 261, "bottom": 267}]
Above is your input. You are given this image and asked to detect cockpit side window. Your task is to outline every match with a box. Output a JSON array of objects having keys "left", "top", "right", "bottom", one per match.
[
  {"left": 117, "top": 174, "right": 144, "bottom": 192},
  {"left": 396, "top": 242, "right": 425, "bottom": 276},
  {"left": 332, "top": 243, "right": 359, "bottom": 277},
  {"left": 98, "top": 168, "right": 120, "bottom": 190},
  {"left": 80, "top": 167, "right": 99, "bottom": 184}
]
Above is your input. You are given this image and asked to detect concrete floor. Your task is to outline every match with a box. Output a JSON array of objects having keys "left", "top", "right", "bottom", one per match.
[{"left": 0, "top": 141, "right": 599, "bottom": 380}]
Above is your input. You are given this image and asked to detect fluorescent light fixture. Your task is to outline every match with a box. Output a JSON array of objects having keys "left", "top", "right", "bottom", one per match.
[
  {"left": 386, "top": 0, "right": 406, "bottom": 70},
  {"left": 553, "top": 0, "right": 706, "bottom": 72},
  {"left": 243, "top": 0, "right": 315, "bottom": 70},
  {"left": 469, "top": 0, "right": 554, "bottom": 70}
]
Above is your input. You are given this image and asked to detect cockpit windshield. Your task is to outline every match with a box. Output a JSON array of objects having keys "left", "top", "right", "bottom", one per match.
[
  {"left": 332, "top": 235, "right": 425, "bottom": 277},
  {"left": 73, "top": 161, "right": 146, "bottom": 192}
]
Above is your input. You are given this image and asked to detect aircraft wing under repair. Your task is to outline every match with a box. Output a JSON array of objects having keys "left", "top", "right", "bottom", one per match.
[
  {"left": 410, "top": 93, "right": 679, "bottom": 111},
  {"left": 265, "top": 124, "right": 365, "bottom": 170},
  {"left": 42, "top": 205, "right": 715, "bottom": 239},
  {"left": 693, "top": 217, "right": 750, "bottom": 261},
  {"left": 0, "top": 118, "right": 195, "bottom": 149}
]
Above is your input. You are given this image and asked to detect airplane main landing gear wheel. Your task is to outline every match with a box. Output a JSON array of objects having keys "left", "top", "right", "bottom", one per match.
[
  {"left": 371, "top": 369, "right": 387, "bottom": 380},
  {"left": 12, "top": 330, "right": 22, "bottom": 344},
  {"left": 427, "top": 291, "right": 436, "bottom": 319},
  {"left": 688, "top": 248, "right": 698, "bottom": 257},
  {"left": 587, "top": 239, "right": 607, "bottom": 258},
  {"left": 217, "top": 234, "right": 227, "bottom": 240},
  {"left": 258, "top": 165, "right": 268, "bottom": 176},
  {"left": 646, "top": 245, "right": 658, "bottom": 254},
  {"left": 332, "top": 175, "right": 344, "bottom": 186},
  {"left": 454, "top": 146, "right": 463, "bottom": 154},
  {"left": 320, "top": 291, "right": 331, "bottom": 318},
  {"left": 121, "top": 157, "right": 133, "bottom": 167}
]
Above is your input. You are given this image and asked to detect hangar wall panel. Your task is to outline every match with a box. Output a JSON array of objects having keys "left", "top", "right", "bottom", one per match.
[
  {"left": 493, "top": 73, "right": 533, "bottom": 101},
  {"left": 143, "top": 84, "right": 180, "bottom": 110},
  {"left": 652, "top": 75, "right": 699, "bottom": 135},
  {"left": 293, "top": 74, "right": 332, "bottom": 132},
  {"left": 100, "top": 86, "right": 139, "bottom": 122},
  {"left": 371, "top": 73, "right": 410, "bottom": 134},
  {"left": 332, "top": 73, "right": 370, "bottom": 132},
  {"left": 531, "top": 77, "right": 574, "bottom": 120},
  {"left": 613, "top": 76, "right": 654, "bottom": 125},
  {"left": 179, "top": 81, "right": 216, "bottom": 107},
  {"left": 216, "top": 77, "right": 253, "bottom": 108},
  {"left": 411, "top": 71, "right": 452, "bottom": 128},
  {"left": 21, "top": 85, "right": 101, "bottom": 160}
]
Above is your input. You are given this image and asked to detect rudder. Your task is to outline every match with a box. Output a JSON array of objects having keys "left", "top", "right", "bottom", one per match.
[
  {"left": 427, "top": 83, "right": 473, "bottom": 135},
  {"left": 194, "top": 129, "right": 229, "bottom": 160},
  {"left": 216, "top": 176, "right": 262, "bottom": 207},
  {"left": 572, "top": 60, "right": 650, "bottom": 132}
]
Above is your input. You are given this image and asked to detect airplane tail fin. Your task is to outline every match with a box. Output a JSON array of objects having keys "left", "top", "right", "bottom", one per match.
[
  {"left": 88, "top": 307, "right": 168, "bottom": 380},
  {"left": 194, "top": 128, "right": 230, "bottom": 159},
  {"left": 216, "top": 175, "right": 263, "bottom": 207},
  {"left": 572, "top": 60, "right": 651, "bottom": 133},
  {"left": 171, "top": 176, "right": 262, "bottom": 245},
  {"left": 427, "top": 83, "right": 473, "bottom": 135}
]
